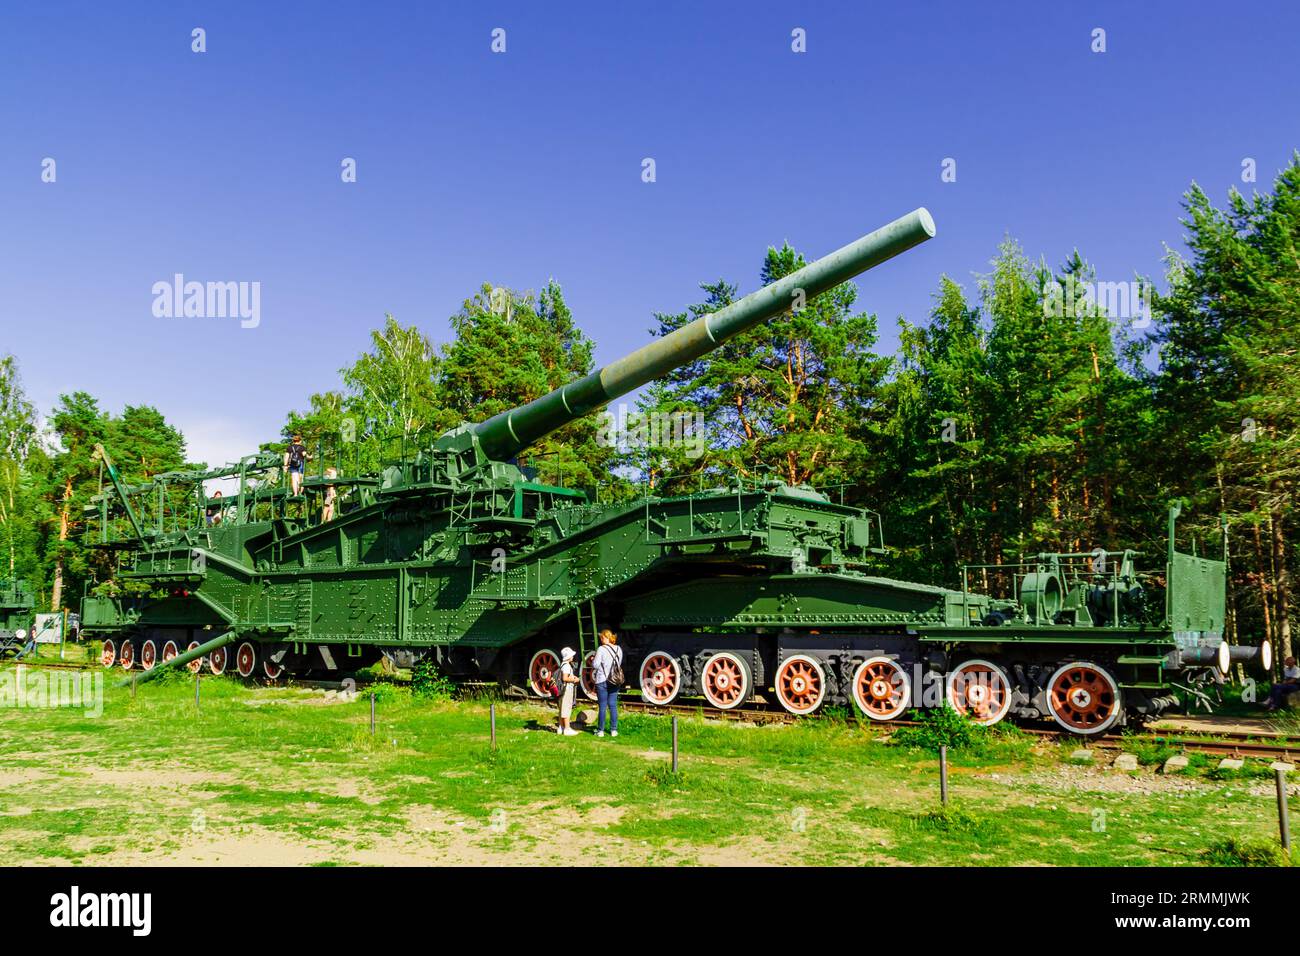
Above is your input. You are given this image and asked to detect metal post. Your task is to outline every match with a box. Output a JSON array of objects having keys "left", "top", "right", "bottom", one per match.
[
  {"left": 490, "top": 702, "right": 497, "bottom": 751},
  {"left": 940, "top": 745, "right": 949, "bottom": 805},
  {"left": 1277, "top": 769, "right": 1291, "bottom": 852},
  {"left": 671, "top": 716, "right": 679, "bottom": 773},
  {"left": 194, "top": 674, "right": 200, "bottom": 710},
  {"left": 130, "top": 677, "right": 136, "bottom": 700},
  {"left": 370, "top": 692, "right": 376, "bottom": 736}
]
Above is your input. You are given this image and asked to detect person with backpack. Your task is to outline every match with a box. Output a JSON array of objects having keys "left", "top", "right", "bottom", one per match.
[
  {"left": 554, "top": 647, "right": 581, "bottom": 736},
  {"left": 283, "top": 434, "right": 310, "bottom": 497},
  {"left": 591, "top": 629, "right": 624, "bottom": 738}
]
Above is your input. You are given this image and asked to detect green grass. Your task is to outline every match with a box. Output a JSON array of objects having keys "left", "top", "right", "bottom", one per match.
[
  {"left": 0, "top": 668, "right": 1294, "bottom": 866},
  {"left": 890, "top": 705, "right": 1035, "bottom": 761},
  {"left": 15, "top": 641, "right": 94, "bottom": 665},
  {"left": 1203, "top": 837, "right": 1294, "bottom": 867},
  {"left": 1118, "top": 730, "right": 1181, "bottom": 767}
]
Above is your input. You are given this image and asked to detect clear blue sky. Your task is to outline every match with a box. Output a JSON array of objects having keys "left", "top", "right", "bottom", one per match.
[{"left": 2, "top": 1, "right": 1297, "bottom": 468}]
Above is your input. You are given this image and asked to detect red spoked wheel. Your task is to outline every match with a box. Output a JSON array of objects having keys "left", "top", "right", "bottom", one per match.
[
  {"left": 851, "top": 656, "right": 911, "bottom": 721},
  {"left": 235, "top": 641, "right": 257, "bottom": 679},
  {"left": 263, "top": 658, "right": 285, "bottom": 681},
  {"left": 774, "top": 654, "right": 827, "bottom": 715},
  {"left": 208, "top": 645, "right": 228, "bottom": 676},
  {"left": 1046, "top": 661, "right": 1121, "bottom": 735},
  {"left": 162, "top": 640, "right": 179, "bottom": 665},
  {"left": 580, "top": 652, "right": 598, "bottom": 701},
  {"left": 101, "top": 638, "right": 116, "bottom": 668},
  {"left": 639, "top": 651, "right": 683, "bottom": 706},
  {"left": 119, "top": 640, "right": 135, "bottom": 670},
  {"left": 700, "top": 652, "right": 750, "bottom": 710},
  {"left": 185, "top": 641, "right": 203, "bottom": 674},
  {"left": 946, "top": 658, "right": 1013, "bottom": 726},
  {"left": 528, "top": 649, "right": 560, "bottom": 698},
  {"left": 140, "top": 639, "right": 158, "bottom": 671}
]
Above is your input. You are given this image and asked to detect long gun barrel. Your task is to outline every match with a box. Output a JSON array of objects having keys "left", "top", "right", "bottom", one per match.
[{"left": 471, "top": 207, "right": 936, "bottom": 462}]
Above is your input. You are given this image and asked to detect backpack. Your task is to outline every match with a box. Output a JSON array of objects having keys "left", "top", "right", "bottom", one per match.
[
  {"left": 550, "top": 662, "right": 570, "bottom": 698},
  {"left": 604, "top": 646, "right": 624, "bottom": 691}
]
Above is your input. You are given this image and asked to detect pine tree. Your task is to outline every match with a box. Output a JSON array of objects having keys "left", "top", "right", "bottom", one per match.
[
  {"left": 884, "top": 241, "right": 1153, "bottom": 589},
  {"left": 1153, "top": 156, "right": 1300, "bottom": 660},
  {"left": 437, "top": 280, "right": 611, "bottom": 488},
  {"left": 639, "top": 243, "right": 890, "bottom": 497}
]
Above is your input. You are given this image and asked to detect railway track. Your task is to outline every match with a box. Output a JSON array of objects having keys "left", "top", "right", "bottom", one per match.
[
  {"left": 0, "top": 658, "right": 95, "bottom": 671},
  {"left": 1100, "top": 733, "right": 1299, "bottom": 762}
]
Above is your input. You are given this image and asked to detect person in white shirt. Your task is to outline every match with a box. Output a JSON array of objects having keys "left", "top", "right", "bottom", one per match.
[
  {"left": 1264, "top": 656, "right": 1300, "bottom": 711},
  {"left": 555, "top": 647, "right": 580, "bottom": 735},
  {"left": 591, "top": 629, "right": 623, "bottom": 738}
]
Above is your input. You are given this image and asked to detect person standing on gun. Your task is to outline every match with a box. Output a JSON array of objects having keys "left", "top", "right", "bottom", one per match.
[
  {"left": 284, "top": 433, "right": 310, "bottom": 498},
  {"left": 321, "top": 467, "right": 339, "bottom": 522},
  {"left": 205, "top": 489, "right": 223, "bottom": 526}
]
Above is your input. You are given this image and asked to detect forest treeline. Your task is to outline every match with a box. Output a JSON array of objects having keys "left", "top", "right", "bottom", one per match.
[{"left": 2, "top": 161, "right": 1296, "bottom": 660}]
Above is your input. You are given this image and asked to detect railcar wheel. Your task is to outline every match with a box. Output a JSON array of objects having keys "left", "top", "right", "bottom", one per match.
[
  {"left": 185, "top": 641, "right": 203, "bottom": 674},
  {"left": 1046, "top": 661, "right": 1121, "bottom": 735},
  {"left": 700, "top": 652, "right": 750, "bottom": 710},
  {"left": 774, "top": 654, "right": 826, "bottom": 715},
  {"left": 580, "top": 652, "right": 598, "bottom": 701},
  {"left": 141, "top": 639, "right": 158, "bottom": 671},
  {"left": 119, "top": 640, "right": 135, "bottom": 670},
  {"left": 235, "top": 641, "right": 257, "bottom": 679},
  {"left": 162, "top": 640, "right": 179, "bottom": 665},
  {"left": 851, "top": 656, "right": 910, "bottom": 721},
  {"left": 640, "top": 651, "right": 684, "bottom": 705},
  {"left": 263, "top": 658, "right": 285, "bottom": 681},
  {"left": 101, "top": 639, "right": 116, "bottom": 668},
  {"left": 528, "top": 649, "right": 560, "bottom": 698},
  {"left": 208, "top": 645, "right": 228, "bottom": 676},
  {"left": 946, "top": 659, "right": 1013, "bottom": 726}
]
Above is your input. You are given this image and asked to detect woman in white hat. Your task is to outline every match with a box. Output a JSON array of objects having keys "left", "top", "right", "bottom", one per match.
[{"left": 555, "top": 647, "right": 580, "bottom": 736}]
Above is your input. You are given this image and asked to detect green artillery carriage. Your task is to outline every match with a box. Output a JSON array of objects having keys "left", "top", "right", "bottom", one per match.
[
  {"left": 79, "top": 209, "right": 1268, "bottom": 734},
  {"left": 0, "top": 578, "right": 36, "bottom": 658}
]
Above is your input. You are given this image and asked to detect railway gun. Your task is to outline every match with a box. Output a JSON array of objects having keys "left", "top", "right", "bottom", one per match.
[{"left": 77, "top": 208, "right": 1270, "bottom": 734}]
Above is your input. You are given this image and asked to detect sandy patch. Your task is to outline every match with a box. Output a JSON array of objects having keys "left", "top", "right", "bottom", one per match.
[
  {"left": 332, "top": 777, "right": 387, "bottom": 805},
  {"left": 75, "top": 795, "right": 805, "bottom": 866},
  {"left": 83, "top": 766, "right": 240, "bottom": 789},
  {"left": 981, "top": 765, "right": 1212, "bottom": 796},
  {"left": 0, "top": 767, "right": 62, "bottom": 786}
]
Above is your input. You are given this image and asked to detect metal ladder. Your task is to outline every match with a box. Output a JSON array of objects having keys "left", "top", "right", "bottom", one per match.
[{"left": 574, "top": 599, "right": 598, "bottom": 664}]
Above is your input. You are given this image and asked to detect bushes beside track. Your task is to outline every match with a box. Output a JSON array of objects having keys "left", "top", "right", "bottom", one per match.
[{"left": 889, "top": 705, "right": 1032, "bottom": 759}]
